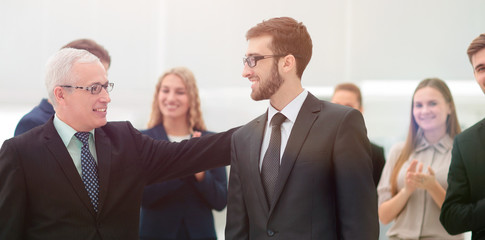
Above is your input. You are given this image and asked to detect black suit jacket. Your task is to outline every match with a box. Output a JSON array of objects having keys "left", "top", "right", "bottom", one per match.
[
  {"left": 0, "top": 119, "right": 233, "bottom": 240},
  {"left": 225, "top": 93, "right": 379, "bottom": 240},
  {"left": 440, "top": 118, "right": 485, "bottom": 240},
  {"left": 370, "top": 142, "right": 385, "bottom": 187}
]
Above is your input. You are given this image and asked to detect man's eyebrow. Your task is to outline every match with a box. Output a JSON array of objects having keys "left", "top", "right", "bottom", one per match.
[
  {"left": 93, "top": 80, "right": 109, "bottom": 84},
  {"left": 475, "top": 63, "right": 485, "bottom": 71}
]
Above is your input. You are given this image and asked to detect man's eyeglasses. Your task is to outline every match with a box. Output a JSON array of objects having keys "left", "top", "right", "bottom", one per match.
[
  {"left": 243, "top": 55, "right": 287, "bottom": 68},
  {"left": 60, "top": 82, "right": 114, "bottom": 95}
]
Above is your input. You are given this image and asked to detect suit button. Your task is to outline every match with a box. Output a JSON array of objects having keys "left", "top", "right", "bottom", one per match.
[{"left": 267, "top": 229, "right": 275, "bottom": 237}]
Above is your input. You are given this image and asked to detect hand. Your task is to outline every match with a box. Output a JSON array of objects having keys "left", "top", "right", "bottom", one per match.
[
  {"left": 195, "top": 171, "right": 205, "bottom": 182},
  {"left": 405, "top": 159, "right": 421, "bottom": 194},
  {"left": 192, "top": 131, "right": 202, "bottom": 138},
  {"left": 409, "top": 165, "right": 438, "bottom": 191}
]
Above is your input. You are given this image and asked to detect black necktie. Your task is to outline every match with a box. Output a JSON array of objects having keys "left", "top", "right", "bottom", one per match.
[
  {"left": 75, "top": 132, "right": 100, "bottom": 212},
  {"left": 261, "top": 112, "right": 286, "bottom": 206}
]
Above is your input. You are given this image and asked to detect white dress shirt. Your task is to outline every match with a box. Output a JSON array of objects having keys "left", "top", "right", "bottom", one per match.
[
  {"left": 259, "top": 90, "right": 308, "bottom": 171},
  {"left": 53, "top": 114, "right": 97, "bottom": 177}
]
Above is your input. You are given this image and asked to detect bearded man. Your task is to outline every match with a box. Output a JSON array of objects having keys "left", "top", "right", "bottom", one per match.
[{"left": 225, "top": 17, "right": 379, "bottom": 240}]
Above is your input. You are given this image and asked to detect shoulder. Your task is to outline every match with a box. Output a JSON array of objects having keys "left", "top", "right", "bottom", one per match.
[
  {"left": 455, "top": 118, "right": 485, "bottom": 142},
  {"left": 300, "top": 92, "right": 361, "bottom": 124},
  {"left": 389, "top": 141, "right": 405, "bottom": 153},
  {"left": 234, "top": 113, "right": 266, "bottom": 135},
  {"left": 14, "top": 116, "right": 45, "bottom": 136},
  {"left": 140, "top": 124, "right": 166, "bottom": 139},
  {"left": 99, "top": 121, "right": 138, "bottom": 137},
  {"left": 95, "top": 121, "right": 149, "bottom": 150},
  {"left": 200, "top": 130, "right": 215, "bottom": 136},
  {"left": 387, "top": 142, "right": 405, "bottom": 163},
  {"left": 6, "top": 121, "right": 51, "bottom": 151},
  {"left": 14, "top": 103, "right": 52, "bottom": 135},
  {"left": 370, "top": 142, "right": 385, "bottom": 156},
  {"left": 371, "top": 142, "right": 384, "bottom": 151},
  {"left": 304, "top": 92, "right": 351, "bottom": 114}
]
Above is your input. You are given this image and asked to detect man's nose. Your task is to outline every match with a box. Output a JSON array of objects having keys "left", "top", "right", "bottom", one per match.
[{"left": 242, "top": 63, "right": 252, "bottom": 78}]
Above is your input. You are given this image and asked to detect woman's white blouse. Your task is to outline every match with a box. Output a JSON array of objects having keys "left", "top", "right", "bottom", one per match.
[{"left": 377, "top": 133, "right": 463, "bottom": 240}]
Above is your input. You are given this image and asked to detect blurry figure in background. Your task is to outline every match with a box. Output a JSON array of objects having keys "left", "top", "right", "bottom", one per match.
[
  {"left": 331, "top": 82, "right": 386, "bottom": 186},
  {"left": 139, "top": 67, "right": 227, "bottom": 240},
  {"left": 440, "top": 33, "right": 485, "bottom": 239},
  {"left": 14, "top": 38, "right": 111, "bottom": 136},
  {"left": 377, "top": 78, "right": 463, "bottom": 240}
]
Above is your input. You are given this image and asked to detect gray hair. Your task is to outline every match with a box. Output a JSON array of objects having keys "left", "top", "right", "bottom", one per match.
[{"left": 45, "top": 48, "right": 100, "bottom": 108}]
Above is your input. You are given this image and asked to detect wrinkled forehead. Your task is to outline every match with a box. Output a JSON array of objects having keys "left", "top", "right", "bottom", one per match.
[{"left": 71, "top": 61, "right": 108, "bottom": 85}]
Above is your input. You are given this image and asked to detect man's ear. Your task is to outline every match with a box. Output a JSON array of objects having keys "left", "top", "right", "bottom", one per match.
[
  {"left": 53, "top": 86, "right": 65, "bottom": 105},
  {"left": 281, "top": 54, "right": 296, "bottom": 74}
]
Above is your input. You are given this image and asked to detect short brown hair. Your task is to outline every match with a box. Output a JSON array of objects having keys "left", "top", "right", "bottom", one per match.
[
  {"left": 246, "top": 17, "right": 312, "bottom": 79},
  {"left": 62, "top": 39, "right": 111, "bottom": 67},
  {"left": 333, "top": 83, "right": 362, "bottom": 107},
  {"left": 467, "top": 33, "right": 485, "bottom": 65}
]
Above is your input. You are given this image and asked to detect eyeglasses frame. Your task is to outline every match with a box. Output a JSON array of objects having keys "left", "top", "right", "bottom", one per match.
[
  {"left": 242, "top": 54, "right": 289, "bottom": 68},
  {"left": 60, "top": 82, "right": 114, "bottom": 95}
]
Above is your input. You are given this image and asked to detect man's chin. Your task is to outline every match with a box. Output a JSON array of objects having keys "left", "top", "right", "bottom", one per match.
[
  {"left": 250, "top": 92, "right": 266, "bottom": 101},
  {"left": 95, "top": 119, "right": 108, "bottom": 128}
]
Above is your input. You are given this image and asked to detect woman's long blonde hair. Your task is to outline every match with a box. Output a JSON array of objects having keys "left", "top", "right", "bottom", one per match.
[
  {"left": 147, "top": 67, "right": 206, "bottom": 132},
  {"left": 390, "top": 78, "right": 461, "bottom": 196}
]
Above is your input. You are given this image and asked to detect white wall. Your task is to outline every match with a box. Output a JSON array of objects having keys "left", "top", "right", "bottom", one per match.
[{"left": 1, "top": 0, "right": 484, "bottom": 133}]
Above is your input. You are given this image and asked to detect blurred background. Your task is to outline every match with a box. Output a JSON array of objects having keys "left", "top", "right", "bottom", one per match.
[{"left": 1, "top": 0, "right": 484, "bottom": 239}]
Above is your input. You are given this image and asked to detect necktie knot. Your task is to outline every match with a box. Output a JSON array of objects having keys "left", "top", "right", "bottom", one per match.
[
  {"left": 271, "top": 113, "right": 286, "bottom": 128},
  {"left": 75, "top": 132, "right": 90, "bottom": 145}
]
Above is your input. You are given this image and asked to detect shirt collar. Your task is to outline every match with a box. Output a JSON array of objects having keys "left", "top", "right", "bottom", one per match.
[
  {"left": 267, "top": 90, "right": 308, "bottom": 125},
  {"left": 53, "top": 114, "right": 95, "bottom": 147},
  {"left": 415, "top": 130, "right": 453, "bottom": 154}
]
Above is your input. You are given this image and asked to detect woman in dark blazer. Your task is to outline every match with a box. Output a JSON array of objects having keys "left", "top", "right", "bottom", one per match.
[{"left": 139, "top": 67, "right": 227, "bottom": 240}]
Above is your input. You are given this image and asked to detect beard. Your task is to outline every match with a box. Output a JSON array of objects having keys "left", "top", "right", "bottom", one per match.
[{"left": 251, "top": 61, "right": 284, "bottom": 101}]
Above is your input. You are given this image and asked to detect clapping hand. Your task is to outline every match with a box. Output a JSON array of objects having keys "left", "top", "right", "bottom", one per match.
[{"left": 406, "top": 159, "right": 437, "bottom": 191}]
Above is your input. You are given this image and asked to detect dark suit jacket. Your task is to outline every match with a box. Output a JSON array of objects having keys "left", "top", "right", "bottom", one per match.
[
  {"left": 0, "top": 118, "right": 234, "bottom": 240},
  {"left": 370, "top": 142, "right": 385, "bottom": 187},
  {"left": 139, "top": 124, "right": 227, "bottom": 239},
  {"left": 225, "top": 93, "right": 379, "bottom": 240},
  {"left": 14, "top": 98, "right": 55, "bottom": 136},
  {"left": 440, "top": 118, "right": 485, "bottom": 240}
]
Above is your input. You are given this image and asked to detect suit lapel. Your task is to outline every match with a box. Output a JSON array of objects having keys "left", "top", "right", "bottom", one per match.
[
  {"left": 43, "top": 120, "right": 97, "bottom": 216},
  {"left": 471, "top": 121, "right": 485, "bottom": 184},
  {"left": 249, "top": 113, "right": 271, "bottom": 213},
  {"left": 478, "top": 121, "right": 485, "bottom": 155},
  {"left": 270, "top": 94, "right": 321, "bottom": 212},
  {"left": 94, "top": 128, "right": 112, "bottom": 215}
]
